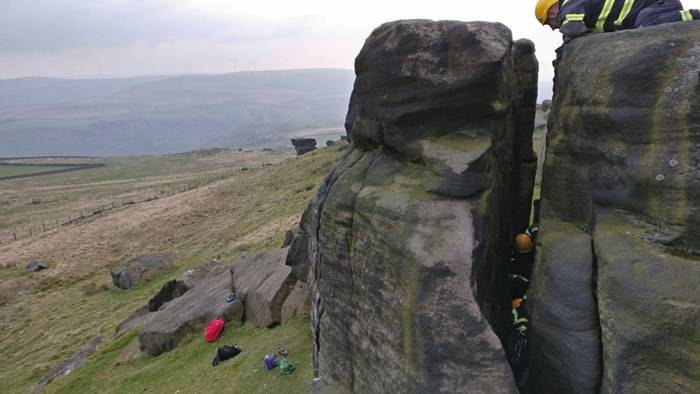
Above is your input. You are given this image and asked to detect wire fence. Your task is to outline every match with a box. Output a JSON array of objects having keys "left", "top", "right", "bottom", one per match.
[{"left": 0, "top": 163, "right": 269, "bottom": 246}]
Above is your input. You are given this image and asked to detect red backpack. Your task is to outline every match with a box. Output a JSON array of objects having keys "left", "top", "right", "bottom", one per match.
[{"left": 204, "top": 319, "right": 225, "bottom": 342}]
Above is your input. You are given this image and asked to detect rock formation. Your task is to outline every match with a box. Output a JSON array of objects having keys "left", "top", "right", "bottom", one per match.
[
  {"left": 292, "top": 137, "right": 317, "bottom": 155},
  {"left": 138, "top": 264, "right": 243, "bottom": 356},
  {"left": 529, "top": 22, "right": 700, "bottom": 393},
  {"left": 303, "top": 20, "right": 538, "bottom": 392},
  {"left": 231, "top": 248, "right": 297, "bottom": 328},
  {"left": 117, "top": 249, "right": 306, "bottom": 356},
  {"left": 110, "top": 252, "right": 173, "bottom": 290}
]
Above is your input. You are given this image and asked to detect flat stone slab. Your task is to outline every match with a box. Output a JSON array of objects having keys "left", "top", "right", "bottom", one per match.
[{"left": 32, "top": 336, "right": 102, "bottom": 393}]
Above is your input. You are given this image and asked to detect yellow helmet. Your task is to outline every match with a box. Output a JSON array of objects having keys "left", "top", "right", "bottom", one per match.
[{"left": 535, "top": 0, "right": 559, "bottom": 24}]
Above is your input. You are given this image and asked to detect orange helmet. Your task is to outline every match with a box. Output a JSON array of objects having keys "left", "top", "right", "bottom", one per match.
[
  {"left": 512, "top": 298, "right": 524, "bottom": 309},
  {"left": 535, "top": 0, "right": 559, "bottom": 24},
  {"left": 515, "top": 233, "right": 533, "bottom": 253}
]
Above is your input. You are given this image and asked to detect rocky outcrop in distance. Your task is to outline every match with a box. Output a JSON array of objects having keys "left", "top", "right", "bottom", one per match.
[
  {"left": 529, "top": 22, "right": 700, "bottom": 393},
  {"left": 291, "top": 137, "right": 317, "bottom": 156},
  {"left": 303, "top": 19, "right": 538, "bottom": 392}
]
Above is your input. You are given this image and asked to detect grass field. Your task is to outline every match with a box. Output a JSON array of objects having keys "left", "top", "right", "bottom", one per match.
[
  {"left": 0, "top": 149, "right": 294, "bottom": 238},
  {"left": 0, "top": 165, "right": 73, "bottom": 178},
  {"left": 0, "top": 146, "right": 344, "bottom": 393}
]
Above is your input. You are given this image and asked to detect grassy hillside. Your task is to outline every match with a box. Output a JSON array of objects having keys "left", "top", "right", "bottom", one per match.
[
  {"left": 0, "top": 146, "right": 343, "bottom": 393},
  {"left": 0, "top": 69, "right": 354, "bottom": 157}
]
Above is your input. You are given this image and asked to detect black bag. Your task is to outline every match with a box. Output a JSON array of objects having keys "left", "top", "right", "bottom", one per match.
[{"left": 212, "top": 344, "right": 241, "bottom": 366}]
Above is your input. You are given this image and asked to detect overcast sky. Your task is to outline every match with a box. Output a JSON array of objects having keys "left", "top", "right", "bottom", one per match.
[{"left": 2, "top": 0, "right": 699, "bottom": 93}]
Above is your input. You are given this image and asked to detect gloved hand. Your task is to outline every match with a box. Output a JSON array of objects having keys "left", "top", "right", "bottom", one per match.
[{"left": 560, "top": 21, "right": 590, "bottom": 43}]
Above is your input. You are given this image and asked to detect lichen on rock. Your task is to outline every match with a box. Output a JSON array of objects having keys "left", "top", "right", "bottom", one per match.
[{"left": 303, "top": 19, "right": 539, "bottom": 393}]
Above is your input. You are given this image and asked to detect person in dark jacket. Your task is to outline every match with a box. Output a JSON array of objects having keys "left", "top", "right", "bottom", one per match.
[{"left": 535, "top": 0, "right": 700, "bottom": 42}]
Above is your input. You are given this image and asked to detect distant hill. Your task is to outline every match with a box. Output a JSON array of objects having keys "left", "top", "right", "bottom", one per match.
[{"left": 0, "top": 69, "right": 355, "bottom": 156}]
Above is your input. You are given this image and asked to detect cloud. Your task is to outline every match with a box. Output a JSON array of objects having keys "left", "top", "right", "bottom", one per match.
[{"left": 0, "top": 0, "right": 307, "bottom": 54}]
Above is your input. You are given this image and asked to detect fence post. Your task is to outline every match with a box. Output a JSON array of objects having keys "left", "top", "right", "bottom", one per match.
[
  {"left": 13, "top": 232, "right": 17, "bottom": 241},
  {"left": 43, "top": 223, "right": 46, "bottom": 231},
  {"left": 29, "top": 228, "right": 32, "bottom": 236}
]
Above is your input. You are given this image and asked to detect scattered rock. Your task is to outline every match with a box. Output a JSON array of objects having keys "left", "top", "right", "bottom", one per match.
[
  {"left": 138, "top": 264, "right": 242, "bottom": 356},
  {"left": 26, "top": 260, "right": 48, "bottom": 272},
  {"left": 117, "top": 261, "right": 223, "bottom": 336},
  {"left": 110, "top": 252, "right": 173, "bottom": 290},
  {"left": 291, "top": 138, "right": 317, "bottom": 156},
  {"left": 32, "top": 336, "right": 102, "bottom": 394},
  {"left": 129, "top": 250, "right": 298, "bottom": 355},
  {"left": 0, "top": 294, "right": 7, "bottom": 307}
]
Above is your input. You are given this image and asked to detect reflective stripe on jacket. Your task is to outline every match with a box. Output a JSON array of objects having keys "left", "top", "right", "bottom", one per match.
[{"left": 558, "top": 0, "right": 661, "bottom": 32}]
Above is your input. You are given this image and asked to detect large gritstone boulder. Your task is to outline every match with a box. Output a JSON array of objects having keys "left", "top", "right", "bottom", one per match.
[
  {"left": 116, "top": 261, "right": 223, "bottom": 336},
  {"left": 121, "top": 250, "right": 304, "bottom": 356},
  {"left": 110, "top": 252, "right": 173, "bottom": 290},
  {"left": 529, "top": 22, "right": 700, "bottom": 393},
  {"left": 304, "top": 20, "right": 538, "bottom": 393},
  {"left": 231, "top": 248, "right": 297, "bottom": 328},
  {"left": 138, "top": 264, "right": 242, "bottom": 356}
]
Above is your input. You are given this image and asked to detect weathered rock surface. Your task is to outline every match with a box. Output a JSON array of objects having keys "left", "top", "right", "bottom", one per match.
[
  {"left": 529, "top": 22, "right": 700, "bottom": 393},
  {"left": 305, "top": 20, "right": 538, "bottom": 392},
  {"left": 110, "top": 252, "right": 173, "bottom": 290},
  {"left": 138, "top": 264, "right": 242, "bottom": 356},
  {"left": 282, "top": 225, "right": 299, "bottom": 248},
  {"left": 291, "top": 137, "right": 317, "bottom": 156},
  {"left": 232, "top": 248, "right": 296, "bottom": 328},
  {"left": 121, "top": 250, "right": 302, "bottom": 355},
  {"left": 116, "top": 261, "right": 223, "bottom": 336},
  {"left": 32, "top": 336, "right": 102, "bottom": 393},
  {"left": 281, "top": 281, "right": 310, "bottom": 322},
  {"left": 26, "top": 259, "right": 47, "bottom": 272},
  {"left": 286, "top": 219, "right": 311, "bottom": 282}
]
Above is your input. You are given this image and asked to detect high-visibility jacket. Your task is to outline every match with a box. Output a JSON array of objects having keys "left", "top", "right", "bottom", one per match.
[
  {"left": 559, "top": 0, "right": 698, "bottom": 42},
  {"left": 559, "top": 0, "right": 659, "bottom": 32}
]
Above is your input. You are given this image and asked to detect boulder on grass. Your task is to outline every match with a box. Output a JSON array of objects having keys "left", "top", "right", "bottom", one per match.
[
  {"left": 116, "top": 261, "right": 223, "bottom": 336},
  {"left": 138, "top": 264, "right": 242, "bottom": 356},
  {"left": 110, "top": 252, "right": 173, "bottom": 290},
  {"left": 291, "top": 138, "right": 317, "bottom": 156},
  {"left": 26, "top": 260, "right": 47, "bottom": 272},
  {"left": 232, "top": 248, "right": 296, "bottom": 328}
]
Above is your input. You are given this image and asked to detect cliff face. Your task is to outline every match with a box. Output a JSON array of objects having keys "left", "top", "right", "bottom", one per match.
[
  {"left": 529, "top": 22, "right": 700, "bottom": 393},
  {"left": 301, "top": 20, "right": 538, "bottom": 392}
]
